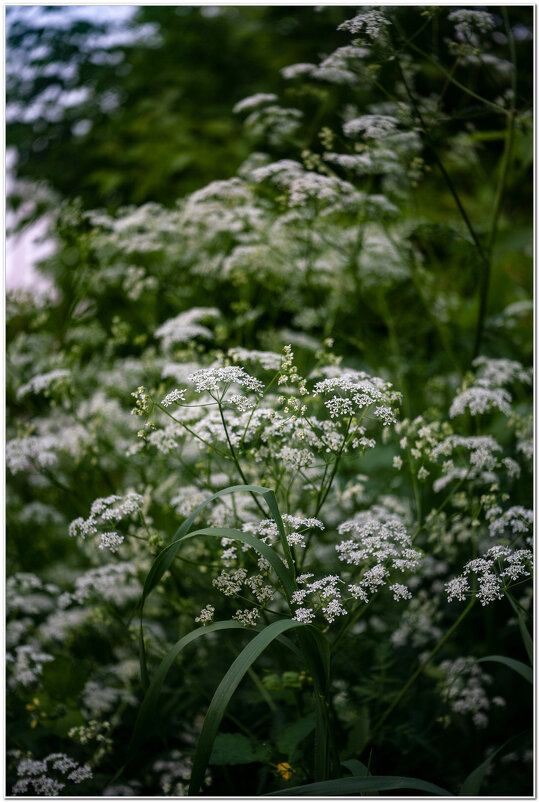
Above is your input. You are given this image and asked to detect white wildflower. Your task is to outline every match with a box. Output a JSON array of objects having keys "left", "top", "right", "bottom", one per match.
[
  {"left": 389, "top": 583, "right": 412, "bottom": 601},
  {"left": 232, "top": 608, "right": 260, "bottom": 627},
  {"left": 338, "top": 10, "right": 391, "bottom": 40},
  {"left": 450, "top": 387, "right": 512, "bottom": 418},
  {"left": 155, "top": 308, "right": 219, "bottom": 349},
  {"left": 17, "top": 369, "right": 70, "bottom": 400},
  {"left": 233, "top": 93, "right": 278, "bottom": 114},
  {"left": 195, "top": 605, "right": 215, "bottom": 625},
  {"left": 161, "top": 388, "right": 187, "bottom": 407}
]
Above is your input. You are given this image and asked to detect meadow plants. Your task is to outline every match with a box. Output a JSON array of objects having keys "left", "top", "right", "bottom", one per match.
[{"left": 6, "top": 6, "right": 532, "bottom": 796}]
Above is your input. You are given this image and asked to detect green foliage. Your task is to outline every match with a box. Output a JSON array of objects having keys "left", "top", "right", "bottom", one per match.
[
  {"left": 210, "top": 733, "right": 271, "bottom": 765},
  {"left": 6, "top": 6, "right": 533, "bottom": 798}
]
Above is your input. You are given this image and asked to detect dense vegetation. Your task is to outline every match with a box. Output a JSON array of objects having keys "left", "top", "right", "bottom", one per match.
[{"left": 6, "top": 6, "right": 533, "bottom": 797}]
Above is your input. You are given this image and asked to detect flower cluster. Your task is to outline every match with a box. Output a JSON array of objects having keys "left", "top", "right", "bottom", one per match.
[
  {"left": 68, "top": 493, "right": 145, "bottom": 552},
  {"left": 12, "top": 753, "right": 92, "bottom": 796},
  {"left": 438, "top": 657, "right": 504, "bottom": 729},
  {"left": 446, "top": 545, "right": 532, "bottom": 605}
]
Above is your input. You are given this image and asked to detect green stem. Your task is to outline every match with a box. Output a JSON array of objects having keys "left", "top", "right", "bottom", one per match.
[
  {"left": 366, "top": 597, "right": 476, "bottom": 746},
  {"left": 405, "top": 40, "right": 509, "bottom": 116},
  {"left": 472, "top": 11, "right": 517, "bottom": 359},
  {"left": 157, "top": 403, "right": 228, "bottom": 458},
  {"left": 314, "top": 417, "right": 353, "bottom": 517},
  {"left": 218, "top": 403, "right": 267, "bottom": 518}
]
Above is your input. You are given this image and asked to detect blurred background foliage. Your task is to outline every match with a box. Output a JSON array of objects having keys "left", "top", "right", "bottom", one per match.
[
  {"left": 7, "top": 5, "right": 533, "bottom": 210},
  {"left": 5, "top": 6, "right": 533, "bottom": 797}
]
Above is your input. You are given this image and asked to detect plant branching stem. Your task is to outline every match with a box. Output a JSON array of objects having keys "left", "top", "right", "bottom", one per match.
[{"left": 218, "top": 403, "right": 267, "bottom": 517}]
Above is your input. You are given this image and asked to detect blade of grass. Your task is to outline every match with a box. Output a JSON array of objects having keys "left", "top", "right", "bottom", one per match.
[
  {"left": 141, "top": 485, "right": 284, "bottom": 607},
  {"left": 505, "top": 592, "right": 533, "bottom": 664},
  {"left": 138, "top": 513, "right": 297, "bottom": 686},
  {"left": 128, "top": 620, "right": 245, "bottom": 764},
  {"left": 188, "top": 619, "right": 309, "bottom": 795},
  {"left": 138, "top": 485, "right": 296, "bottom": 682},
  {"left": 459, "top": 731, "right": 530, "bottom": 795},
  {"left": 477, "top": 655, "right": 532, "bottom": 684},
  {"left": 266, "top": 774, "right": 452, "bottom": 796}
]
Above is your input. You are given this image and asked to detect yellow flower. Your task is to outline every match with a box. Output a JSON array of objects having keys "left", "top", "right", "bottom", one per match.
[{"left": 276, "top": 762, "right": 292, "bottom": 781}]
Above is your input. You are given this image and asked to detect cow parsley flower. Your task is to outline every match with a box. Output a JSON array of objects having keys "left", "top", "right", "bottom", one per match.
[
  {"left": 161, "top": 388, "right": 187, "bottom": 407},
  {"left": 487, "top": 506, "right": 533, "bottom": 540},
  {"left": 12, "top": 753, "right": 92, "bottom": 796},
  {"left": 449, "top": 387, "right": 512, "bottom": 418},
  {"left": 389, "top": 583, "right": 412, "bottom": 602},
  {"left": 472, "top": 356, "right": 531, "bottom": 389},
  {"left": 338, "top": 10, "right": 391, "bottom": 40},
  {"left": 233, "top": 93, "right": 278, "bottom": 114},
  {"left": 195, "top": 605, "right": 215, "bottom": 625},
  {"left": 233, "top": 608, "right": 260, "bottom": 626},
  {"left": 155, "top": 308, "right": 219, "bottom": 350},
  {"left": 439, "top": 656, "right": 498, "bottom": 728},
  {"left": 69, "top": 493, "right": 144, "bottom": 552},
  {"left": 228, "top": 347, "right": 281, "bottom": 371},
  {"left": 17, "top": 368, "right": 71, "bottom": 400},
  {"left": 448, "top": 10, "right": 495, "bottom": 44},
  {"left": 7, "top": 645, "right": 54, "bottom": 688},
  {"left": 291, "top": 574, "right": 347, "bottom": 625},
  {"left": 343, "top": 114, "right": 398, "bottom": 140},
  {"left": 446, "top": 546, "right": 532, "bottom": 605},
  {"left": 188, "top": 365, "right": 263, "bottom": 399}
]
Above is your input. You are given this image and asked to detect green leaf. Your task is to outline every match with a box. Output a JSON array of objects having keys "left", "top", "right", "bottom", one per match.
[
  {"left": 41, "top": 655, "right": 89, "bottom": 698},
  {"left": 137, "top": 485, "right": 297, "bottom": 687},
  {"left": 277, "top": 714, "right": 316, "bottom": 759},
  {"left": 266, "top": 775, "right": 452, "bottom": 796},
  {"left": 459, "top": 732, "right": 529, "bottom": 796},
  {"left": 294, "top": 627, "right": 332, "bottom": 780},
  {"left": 210, "top": 733, "right": 271, "bottom": 765},
  {"left": 127, "top": 620, "right": 245, "bottom": 764},
  {"left": 505, "top": 592, "right": 533, "bottom": 664},
  {"left": 179, "top": 527, "right": 296, "bottom": 600},
  {"left": 342, "top": 759, "right": 369, "bottom": 777},
  {"left": 188, "top": 619, "right": 308, "bottom": 795},
  {"left": 477, "top": 655, "right": 533, "bottom": 684},
  {"left": 48, "top": 708, "right": 85, "bottom": 738},
  {"left": 141, "top": 485, "right": 293, "bottom": 610}
]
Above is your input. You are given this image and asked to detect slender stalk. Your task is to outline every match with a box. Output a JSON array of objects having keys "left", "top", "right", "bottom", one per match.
[
  {"left": 472, "top": 11, "right": 517, "bottom": 359},
  {"left": 366, "top": 597, "right": 476, "bottom": 746},
  {"left": 314, "top": 417, "right": 352, "bottom": 517},
  {"left": 216, "top": 403, "right": 270, "bottom": 520},
  {"left": 157, "top": 403, "right": 229, "bottom": 458},
  {"left": 330, "top": 595, "right": 373, "bottom": 653},
  {"left": 405, "top": 40, "right": 509, "bottom": 116}
]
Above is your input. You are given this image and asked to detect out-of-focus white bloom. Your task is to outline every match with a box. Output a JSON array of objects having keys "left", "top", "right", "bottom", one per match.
[
  {"left": 439, "top": 656, "right": 498, "bottom": 728},
  {"left": 17, "top": 368, "right": 70, "bottom": 399},
  {"left": 338, "top": 10, "right": 391, "bottom": 39},
  {"left": 343, "top": 114, "right": 398, "bottom": 140},
  {"left": 450, "top": 387, "right": 512, "bottom": 418},
  {"left": 155, "top": 308, "right": 219, "bottom": 349},
  {"left": 487, "top": 506, "right": 533, "bottom": 539},
  {"left": 7, "top": 645, "right": 54, "bottom": 688},
  {"left": 233, "top": 93, "right": 278, "bottom": 114},
  {"left": 228, "top": 347, "right": 282, "bottom": 371},
  {"left": 448, "top": 9, "right": 495, "bottom": 43},
  {"left": 472, "top": 356, "right": 531, "bottom": 389}
]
